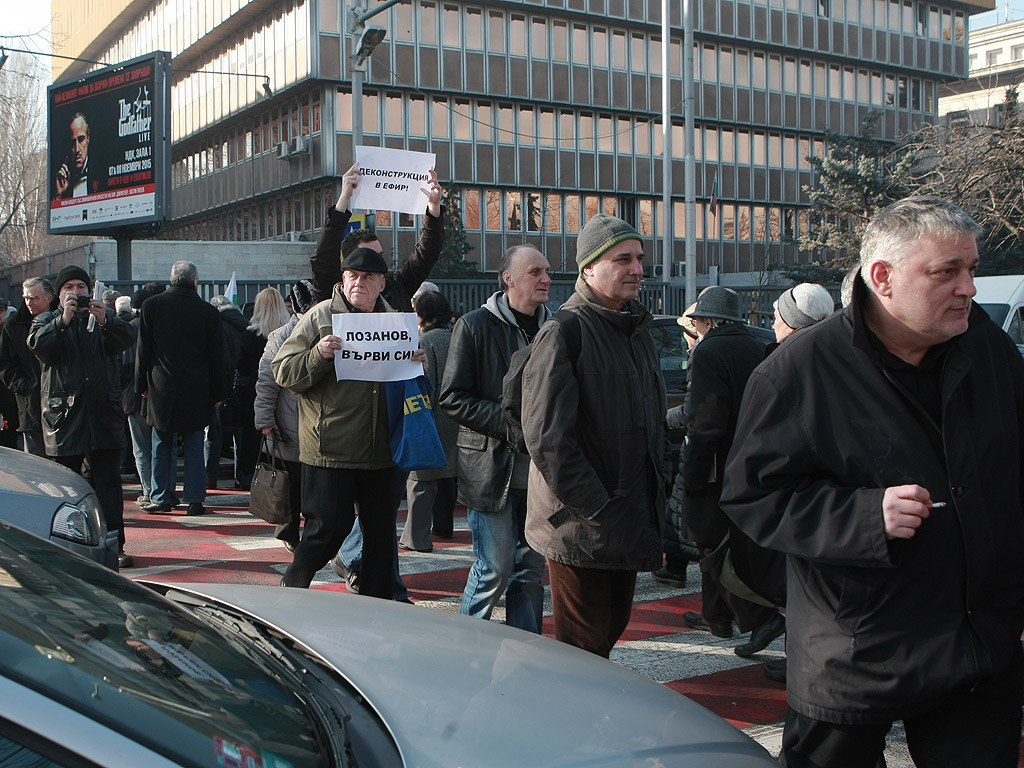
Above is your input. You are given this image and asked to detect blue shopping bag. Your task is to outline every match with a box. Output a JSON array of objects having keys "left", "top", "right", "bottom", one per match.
[{"left": 385, "top": 375, "right": 447, "bottom": 471}]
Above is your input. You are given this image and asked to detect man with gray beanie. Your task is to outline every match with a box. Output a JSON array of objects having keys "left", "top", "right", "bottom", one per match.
[
  {"left": 28, "top": 265, "right": 136, "bottom": 568},
  {"left": 772, "top": 283, "right": 834, "bottom": 343},
  {"left": 520, "top": 214, "right": 665, "bottom": 657}
]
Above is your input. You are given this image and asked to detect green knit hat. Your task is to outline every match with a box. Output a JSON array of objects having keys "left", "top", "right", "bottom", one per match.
[{"left": 576, "top": 214, "right": 642, "bottom": 273}]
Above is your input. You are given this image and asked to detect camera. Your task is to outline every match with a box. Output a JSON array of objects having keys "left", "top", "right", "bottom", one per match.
[{"left": 75, "top": 295, "right": 91, "bottom": 309}]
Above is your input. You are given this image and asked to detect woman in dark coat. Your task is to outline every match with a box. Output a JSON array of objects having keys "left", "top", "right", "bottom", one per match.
[{"left": 399, "top": 290, "right": 458, "bottom": 551}]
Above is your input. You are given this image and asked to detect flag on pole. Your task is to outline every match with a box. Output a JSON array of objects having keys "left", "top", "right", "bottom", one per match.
[
  {"left": 225, "top": 272, "right": 238, "bottom": 305},
  {"left": 710, "top": 172, "right": 719, "bottom": 218}
]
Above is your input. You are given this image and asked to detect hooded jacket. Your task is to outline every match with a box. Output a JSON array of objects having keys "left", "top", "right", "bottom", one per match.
[
  {"left": 722, "top": 276, "right": 1024, "bottom": 724},
  {"left": 28, "top": 306, "right": 135, "bottom": 456},
  {"left": 521, "top": 278, "right": 665, "bottom": 571},
  {"left": 437, "top": 292, "right": 550, "bottom": 513},
  {"left": 272, "top": 284, "right": 396, "bottom": 469}
]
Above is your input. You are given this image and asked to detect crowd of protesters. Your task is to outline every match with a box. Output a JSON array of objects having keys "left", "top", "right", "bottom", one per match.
[{"left": 1, "top": 188, "right": 1022, "bottom": 767}]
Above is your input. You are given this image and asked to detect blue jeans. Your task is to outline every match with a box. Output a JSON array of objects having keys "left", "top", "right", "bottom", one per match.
[
  {"left": 152, "top": 429, "right": 206, "bottom": 505},
  {"left": 460, "top": 488, "right": 545, "bottom": 633},
  {"left": 127, "top": 413, "right": 153, "bottom": 498}
]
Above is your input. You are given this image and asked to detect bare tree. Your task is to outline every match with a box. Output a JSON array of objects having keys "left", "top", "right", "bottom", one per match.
[
  {"left": 0, "top": 52, "right": 49, "bottom": 267},
  {"left": 901, "top": 86, "right": 1024, "bottom": 273}
]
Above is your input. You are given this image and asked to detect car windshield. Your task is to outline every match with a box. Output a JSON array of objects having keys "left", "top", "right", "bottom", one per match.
[
  {"left": 0, "top": 522, "right": 330, "bottom": 767},
  {"left": 650, "top": 321, "right": 688, "bottom": 375},
  {"left": 979, "top": 303, "right": 1009, "bottom": 327}
]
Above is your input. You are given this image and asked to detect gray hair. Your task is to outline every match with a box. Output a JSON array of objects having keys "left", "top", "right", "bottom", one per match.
[
  {"left": 859, "top": 196, "right": 982, "bottom": 281},
  {"left": 170, "top": 261, "right": 198, "bottom": 286},
  {"left": 24, "top": 277, "right": 54, "bottom": 296},
  {"left": 210, "top": 294, "right": 233, "bottom": 309},
  {"left": 115, "top": 295, "right": 132, "bottom": 314},
  {"left": 498, "top": 244, "right": 540, "bottom": 292}
]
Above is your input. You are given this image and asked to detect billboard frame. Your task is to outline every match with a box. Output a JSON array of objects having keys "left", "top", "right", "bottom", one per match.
[{"left": 46, "top": 51, "right": 172, "bottom": 237}]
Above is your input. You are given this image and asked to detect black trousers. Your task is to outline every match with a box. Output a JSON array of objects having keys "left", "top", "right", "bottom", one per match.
[
  {"left": 781, "top": 654, "right": 1024, "bottom": 768},
  {"left": 547, "top": 560, "right": 636, "bottom": 658},
  {"left": 284, "top": 463, "right": 397, "bottom": 598},
  {"left": 53, "top": 448, "right": 124, "bottom": 545}
]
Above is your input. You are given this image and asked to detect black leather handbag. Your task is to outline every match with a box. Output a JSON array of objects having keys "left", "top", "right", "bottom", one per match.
[{"left": 249, "top": 436, "right": 291, "bottom": 525}]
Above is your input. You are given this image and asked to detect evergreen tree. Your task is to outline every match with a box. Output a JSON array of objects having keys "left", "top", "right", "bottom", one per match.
[
  {"left": 432, "top": 185, "right": 483, "bottom": 279},
  {"left": 779, "top": 112, "right": 913, "bottom": 283}
]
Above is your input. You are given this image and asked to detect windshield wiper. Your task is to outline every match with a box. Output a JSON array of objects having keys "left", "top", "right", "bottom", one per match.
[{"left": 194, "top": 605, "right": 358, "bottom": 768}]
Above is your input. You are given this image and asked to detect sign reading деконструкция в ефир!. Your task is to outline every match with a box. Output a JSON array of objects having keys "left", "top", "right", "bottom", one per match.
[{"left": 47, "top": 52, "right": 171, "bottom": 237}]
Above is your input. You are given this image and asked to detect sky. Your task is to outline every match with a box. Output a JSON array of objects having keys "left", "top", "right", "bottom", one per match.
[{"left": 2, "top": 0, "right": 51, "bottom": 78}]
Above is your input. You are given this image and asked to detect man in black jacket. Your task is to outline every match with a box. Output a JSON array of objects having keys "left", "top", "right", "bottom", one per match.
[
  {"left": 28, "top": 265, "right": 136, "bottom": 567},
  {"left": 438, "top": 244, "right": 551, "bottom": 633},
  {"left": 137, "top": 262, "right": 226, "bottom": 517},
  {"left": 722, "top": 196, "right": 1024, "bottom": 767},
  {"left": 0, "top": 277, "right": 55, "bottom": 456},
  {"left": 676, "top": 287, "right": 783, "bottom": 656}
]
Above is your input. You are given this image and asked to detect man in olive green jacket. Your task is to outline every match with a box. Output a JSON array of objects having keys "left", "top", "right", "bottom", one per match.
[{"left": 273, "top": 248, "right": 422, "bottom": 597}]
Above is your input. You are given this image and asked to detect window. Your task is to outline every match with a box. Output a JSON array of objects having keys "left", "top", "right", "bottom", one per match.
[
  {"left": 443, "top": 5, "right": 460, "bottom": 46},
  {"left": 506, "top": 191, "right": 521, "bottom": 230},
  {"left": 432, "top": 97, "right": 448, "bottom": 137},
  {"left": 464, "top": 188, "right": 481, "bottom": 228},
  {"left": 477, "top": 102, "right": 492, "bottom": 141},
  {"left": 488, "top": 10, "right": 504, "bottom": 52},
  {"left": 466, "top": 8, "right": 482, "bottom": 49},
  {"left": 519, "top": 106, "right": 535, "bottom": 144},
  {"left": 552, "top": 20, "right": 567, "bottom": 60},
  {"left": 420, "top": 2, "right": 437, "bottom": 45},
  {"left": 573, "top": 24, "right": 589, "bottom": 64},
  {"left": 593, "top": 28, "right": 608, "bottom": 67},
  {"left": 613, "top": 31, "right": 626, "bottom": 69},
  {"left": 547, "top": 193, "right": 562, "bottom": 231},
  {"left": 631, "top": 33, "right": 646, "bottom": 73},
  {"left": 532, "top": 17, "right": 547, "bottom": 58},
  {"left": 510, "top": 14, "right": 526, "bottom": 56},
  {"left": 455, "top": 99, "right": 471, "bottom": 139},
  {"left": 987, "top": 50, "right": 1002, "bottom": 67},
  {"left": 498, "top": 104, "right": 515, "bottom": 143},
  {"left": 721, "top": 48, "right": 734, "bottom": 85},
  {"left": 409, "top": 95, "right": 426, "bottom": 135}
]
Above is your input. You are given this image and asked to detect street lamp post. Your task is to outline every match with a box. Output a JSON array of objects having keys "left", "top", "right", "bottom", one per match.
[{"left": 346, "top": 0, "right": 403, "bottom": 160}]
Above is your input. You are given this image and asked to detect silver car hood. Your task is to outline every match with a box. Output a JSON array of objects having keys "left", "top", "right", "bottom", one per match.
[
  {"left": 0, "top": 446, "right": 88, "bottom": 503},
  {"left": 156, "top": 582, "right": 776, "bottom": 768}
]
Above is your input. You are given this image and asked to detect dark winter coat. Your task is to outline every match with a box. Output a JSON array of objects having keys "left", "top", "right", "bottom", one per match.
[
  {"left": 411, "top": 324, "right": 457, "bottom": 482},
  {"left": 28, "top": 307, "right": 135, "bottom": 456},
  {"left": 437, "top": 292, "right": 549, "bottom": 512},
  {"left": 136, "top": 284, "right": 227, "bottom": 434},
  {"left": 679, "top": 323, "right": 766, "bottom": 546},
  {"left": 522, "top": 278, "right": 665, "bottom": 571},
  {"left": 309, "top": 204, "right": 445, "bottom": 310},
  {"left": 721, "top": 277, "right": 1024, "bottom": 724},
  {"left": 0, "top": 303, "right": 42, "bottom": 433}
]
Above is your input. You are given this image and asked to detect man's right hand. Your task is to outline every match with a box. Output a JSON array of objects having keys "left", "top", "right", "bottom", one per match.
[
  {"left": 60, "top": 297, "right": 79, "bottom": 326},
  {"left": 55, "top": 164, "right": 70, "bottom": 198},
  {"left": 882, "top": 484, "right": 933, "bottom": 540},
  {"left": 317, "top": 334, "right": 341, "bottom": 360}
]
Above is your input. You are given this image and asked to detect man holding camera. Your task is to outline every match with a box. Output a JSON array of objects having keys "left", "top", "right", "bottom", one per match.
[{"left": 28, "top": 265, "right": 136, "bottom": 568}]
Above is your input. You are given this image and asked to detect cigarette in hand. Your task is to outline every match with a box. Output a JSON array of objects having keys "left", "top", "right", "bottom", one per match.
[{"left": 927, "top": 501, "right": 947, "bottom": 509}]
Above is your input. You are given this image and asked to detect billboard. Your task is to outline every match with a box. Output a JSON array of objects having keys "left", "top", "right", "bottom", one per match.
[{"left": 47, "top": 52, "right": 171, "bottom": 236}]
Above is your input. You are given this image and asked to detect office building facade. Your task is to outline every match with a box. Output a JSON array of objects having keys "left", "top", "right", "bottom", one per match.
[{"left": 52, "top": 0, "right": 988, "bottom": 280}]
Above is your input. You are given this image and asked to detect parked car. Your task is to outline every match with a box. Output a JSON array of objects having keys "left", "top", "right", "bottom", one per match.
[
  {"left": 0, "top": 519, "right": 777, "bottom": 767},
  {"left": 973, "top": 275, "right": 1024, "bottom": 355},
  {"left": 0, "top": 445, "right": 118, "bottom": 568}
]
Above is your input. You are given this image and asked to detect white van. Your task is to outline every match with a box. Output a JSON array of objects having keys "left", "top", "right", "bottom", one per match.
[{"left": 973, "top": 275, "right": 1024, "bottom": 348}]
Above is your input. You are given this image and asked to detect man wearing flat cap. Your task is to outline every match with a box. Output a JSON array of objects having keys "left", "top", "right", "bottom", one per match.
[
  {"left": 520, "top": 214, "right": 665, "bottom": 657},
  {"left": 273, "top": 247, "right": 426, "bottom": 597},
  {"left": 28, "top": 265, "right": 136, "bottom": 568}
]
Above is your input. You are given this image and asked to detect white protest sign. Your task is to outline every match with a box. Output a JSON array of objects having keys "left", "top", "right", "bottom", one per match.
[
  {"left": 351, "top": 145, "right": 436, "bottom": 215},
  {"left": 332, "top": 312, "right": 421, "bottom": 382}
]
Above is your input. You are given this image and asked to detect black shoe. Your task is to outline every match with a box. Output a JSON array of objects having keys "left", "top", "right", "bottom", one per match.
[
  {"left": 186, "top": 503, "right": 207, "bottom": 516},
  {"left": 330, "top": 555, "right": 360, "bottom": 594},
  {"left": 140, "top": 501, "right": 174, "bottom": 513},
  {"left": 651, "top": 566, "right": 687, "bottom": 589},
  {"left": 735, "top": 613, "right": 786, "bottom": 657},
  {"left": 680, "top": 540, "right": 702, "bottom": 561},
  {"left": 764, "top": 659, "right": 787, "bottom": 684},
  {"left": 398, "top": 542, "right": 433, "bottom": 553},
  {"left": 136, "top": 495, "right": 151, "bottom": 506},
  {"left": 684, "top": 611, "right": 733, "bottom": 638},
  {"left": 283, "top": 540, "right": 297, "bottom": 553},
  {"left": 118, "top": 551, "right": 135, "bottom": 569}
]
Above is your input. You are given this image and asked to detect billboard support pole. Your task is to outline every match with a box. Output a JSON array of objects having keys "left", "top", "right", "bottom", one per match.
[{"left": 116, "top": 233, "right": 133, "bottom": 281}]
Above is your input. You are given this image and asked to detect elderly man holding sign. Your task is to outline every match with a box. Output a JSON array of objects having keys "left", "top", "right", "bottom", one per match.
[{"left": 273, "top": 247, "right": 426, "bottom": 598}]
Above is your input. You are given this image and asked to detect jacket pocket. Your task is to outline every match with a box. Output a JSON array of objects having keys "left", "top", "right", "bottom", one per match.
[
  {"left": 456, "top": 427, "right": 487, "bottom": 451},
  {"left": 45, "top": 394, "right": 74, "bottom": 432}
]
